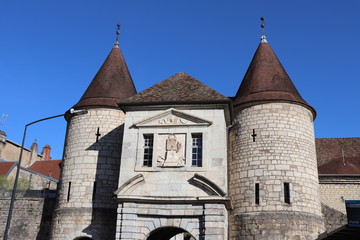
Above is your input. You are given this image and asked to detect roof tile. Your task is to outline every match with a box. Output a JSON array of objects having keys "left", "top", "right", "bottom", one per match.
[
  {"left": 28, "top": 160, "right": 62, "bottom": 180},
  {"left": 234, "top": 42, "right": 315, "bottom": 117},
  {"left": 120, "top": 72, "right": 229, "bottom": 106},
  {"left": 73, "top": 46, "right": 137, "bottom": 109},
  {"left": 318, "top": 157, "right": 360, "bottom": 175},
  {"left": 0, "top": 162, "right": 16, "bottom": 177},
  {"left": 316, "top": 138, "right": 360, "bottom": 174}
]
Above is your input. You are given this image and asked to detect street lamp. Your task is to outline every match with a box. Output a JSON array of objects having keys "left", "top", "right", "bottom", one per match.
[{"left": 3, "top": 108, "right": 87, "bottom": 240}]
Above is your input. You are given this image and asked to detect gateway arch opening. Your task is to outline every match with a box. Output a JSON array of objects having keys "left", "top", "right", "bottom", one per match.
[{"left": 147, "top": 227, "right": 195, "bottom": 240}]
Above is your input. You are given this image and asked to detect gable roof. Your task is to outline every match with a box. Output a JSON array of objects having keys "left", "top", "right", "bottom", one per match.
[
  {"left": 316, "top": 138, "right": 360, "bottom": 175},
  {"left": 119, "top": 72, "right": 230, "bottom": 107},
  {"left": 233, "top": 41, "right": 315, "bottom": 118},
  {"left": 0, "top": 161, "right": 16, "bottom": 177},
  {"left": 28, "top": 160, "right": 62, "bottom": 180},
  {"left": 72, "top": 45, "right": 137, "bottom": 109}
]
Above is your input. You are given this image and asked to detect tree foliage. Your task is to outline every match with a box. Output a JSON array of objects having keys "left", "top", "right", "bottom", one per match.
[{"left": 0, "top": 176, "right": 31, "bottom": 192}]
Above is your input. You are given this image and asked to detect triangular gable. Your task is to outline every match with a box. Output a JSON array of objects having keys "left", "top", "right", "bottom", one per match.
[{"left": 133, "top": 108, "right": 212, "bottom": 128}]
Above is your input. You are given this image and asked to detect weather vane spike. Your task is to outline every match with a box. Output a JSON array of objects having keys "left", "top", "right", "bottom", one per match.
[
  {"left": 114, "top": 24, "right": 121, "bottom": 48},
  {"left": 260, "top": 17, "right": 267, "bottom": 43}
]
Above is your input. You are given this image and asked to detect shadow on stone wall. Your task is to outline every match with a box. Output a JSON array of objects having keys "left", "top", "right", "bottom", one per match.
[
  {"left": 0, "top": 190, "right": 56, "bottom": 240},
  {"left": 321, "top": 203, "right": 348, "bottom": 233},
  {"left": 36, "top": 196, "right": 57, "bottom": 240},
  {"left": 83, "top": 125, "right": 124, "bottom": 239}
]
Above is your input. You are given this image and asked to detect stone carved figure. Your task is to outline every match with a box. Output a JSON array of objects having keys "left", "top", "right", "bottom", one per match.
[
  {"left": 157, "top": 134, "right": 185, "bottom": 167},
  {"left": 166, "top": 134, "right": 181, "bottom": 152}
]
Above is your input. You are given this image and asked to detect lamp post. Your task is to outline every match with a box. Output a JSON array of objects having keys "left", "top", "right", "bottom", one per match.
[{"left": 3, "top": 109, "right": 87, "bottom": 240}]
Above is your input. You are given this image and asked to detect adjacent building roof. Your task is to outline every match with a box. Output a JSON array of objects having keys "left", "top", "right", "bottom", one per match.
[
  {"left": 318, "top": 157, "right": 360, "bottom": 175},
  {"left": 316, "top": 138, "right": 360, "bottom": 175},
  {"left": 119, "top": 72, "right": 230, "bottom": 107},
  {"left": 28, "top": 160, "right": 62, "bottom": 180},
  {"left": 233, "top": 41, "right": 316, "bottom": 118},
  {"left": 72, "top": 44, "right": 137, "bottom": 109},
  {"left": 0, "top": 161, "right": 16, "bottom": 177}
]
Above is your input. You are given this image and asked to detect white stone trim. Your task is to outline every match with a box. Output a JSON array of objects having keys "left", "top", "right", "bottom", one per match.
[
  {"left": 190, "top": 173, "right": 226, "bottom": 196},
  {"left": 132, "top": 108, "right": 212, "bottom": 128},
  {"left": 115, "top": 174, "right": 145, "bottom": 195}
]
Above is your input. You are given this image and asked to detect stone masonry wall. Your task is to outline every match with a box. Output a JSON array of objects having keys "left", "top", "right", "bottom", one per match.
[
  {"left": 6, "top": 167, "right": 58, "bottom": 190},
  {"left": 0, "top": 140, "right": 42, "bottom": 167},
  {"left": 230, "top": 103, "right": 324, "bottom": 239},
  {"left": 51, "top": 108, "right": 125, "bottom": 240},
  {"left": 0, "top": 197, "right": 56, "bottom": 240},
  {"left": 321, "top": 203, "right": 347, "bottom": 233},
  {"left": 232, "top": 212, "right": 324, "bottom": 240},
  {"left": 319, "top": 176, "right": 360, "bottom": 213}
]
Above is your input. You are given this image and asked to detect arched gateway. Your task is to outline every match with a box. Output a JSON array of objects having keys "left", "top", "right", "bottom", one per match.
[{"left": 147, "top": 227, "right": 195, "bottom": 240}]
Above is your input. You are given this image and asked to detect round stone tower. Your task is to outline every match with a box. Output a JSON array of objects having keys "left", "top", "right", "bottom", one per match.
[
  {"left": 51, "top": 29, "right": 136, "bottom": 240},
  {"left": 229, "top": 33, "right": 324, "bottom": 238}
]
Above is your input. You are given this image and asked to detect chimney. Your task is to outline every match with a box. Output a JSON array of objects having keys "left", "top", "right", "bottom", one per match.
[
  {"left": 0, "top": 130, "right": 6, "bottom": 159},
  {"left": 43, "top": 145, "right": 52, "bottom": 160},
  {"left": 0, "top": 130, "right": 6, "bottom": 143},
  {"left": 27, "top": 140, "right": 39, "bottom": 167}
]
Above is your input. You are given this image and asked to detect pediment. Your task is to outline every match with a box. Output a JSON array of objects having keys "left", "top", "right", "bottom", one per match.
[{"left": 133, "top": 108, "right": 212, "bottom": 128}]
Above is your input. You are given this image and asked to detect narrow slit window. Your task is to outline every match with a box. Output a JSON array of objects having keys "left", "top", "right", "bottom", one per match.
[
  {"left": 255, "top": 183, "right": 260, "bottom": 205},
  {"left": 191, "top": 133, "right": 203, "bottom": 167},
  {"left": 143, "top": 134, "right": 154, "bottom": 167},
  {"left": 67, "top": 182, "right": 71, "bottom": 202},
  {"left": 284, "top": 182, "right": 290, "bottom": 204},
  {"left": 92, "top": 181, "right": 97, "bottom": 201}
]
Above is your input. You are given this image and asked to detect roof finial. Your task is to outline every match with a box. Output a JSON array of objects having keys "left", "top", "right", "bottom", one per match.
[
  {"left": 114, "top": 24, "right": 120, "bottom": 48},
  {"left": 260, "top": 17, "right": 267, "bottom": 43}
]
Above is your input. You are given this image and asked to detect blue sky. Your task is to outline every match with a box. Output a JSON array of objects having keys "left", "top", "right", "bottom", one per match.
[{"left": 1, "top": 1, "right": 359, "bottom": 160}]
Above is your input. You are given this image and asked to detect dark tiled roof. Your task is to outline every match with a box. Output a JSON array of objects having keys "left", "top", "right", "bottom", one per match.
[
  {"left": 316, "top": 138, "right": 360, "bottom": 174},
  {"left": 233, "top": 42, "right": 315, "bottom": 118},
  {"left": 0, "top": 162, "right": 16, "bottom": 177},
  {"left": 73, "top": 46, "right": 137, "bottom": 109},
  {"left": 318, "top": 157, "right": 360, "bottom": 175},
  {"left": 119, "top": 72, "right": 230, "bottom": 106},
  {"left": 28, "top": 160, "right": 62, "bottom": 180},
  {"left": 316, "top": 138, "right": 360, "bottom": 166}
]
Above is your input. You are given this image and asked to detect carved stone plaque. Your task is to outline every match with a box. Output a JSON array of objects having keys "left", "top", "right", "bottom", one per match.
[
  {"left": 157, "top": 116, "right": 188, "bottom": 125},
  {"left": 157, "top": 134, "right": 186, "bottom": 167}
]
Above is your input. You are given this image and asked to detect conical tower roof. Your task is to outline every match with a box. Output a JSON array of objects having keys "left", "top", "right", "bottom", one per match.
[
  {"left": 72, "top": 41, "right": 137, "bottom": 109},
  {"left": 233, "top": 41, "right": 316, "bottom": 118}
]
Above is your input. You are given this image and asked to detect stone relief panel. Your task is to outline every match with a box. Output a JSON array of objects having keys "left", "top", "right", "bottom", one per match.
[
  {"left": 157, "top": 116, "right": 189, "bottom": 125},
  {"left": 133, "top": 108, "right": 212, "bottom": 128},
  {"left": 156, "top": 133, "right": 186, "bottom": 167}
]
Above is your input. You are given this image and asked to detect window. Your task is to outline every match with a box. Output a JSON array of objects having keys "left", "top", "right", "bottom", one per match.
[
  {"left": 143, "top": 135, "right": 154, "bottom": 167},
  {"left": 192, "top": 133, "right": 203, "bottom": 167},
  {"left": 67, "top": 182, "right": 71, "bottom": 202},
  {"left": 92, "top": 181, "right": 97, "bottom": 201},
  {"left": 255, "top": 183, "right": 260, "bottom": 205},
  {"left": 284, "top": 182, "right": 290, "bottom": 204}
]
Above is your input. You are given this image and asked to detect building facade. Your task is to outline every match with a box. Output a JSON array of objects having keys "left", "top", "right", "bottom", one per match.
[{"left": 49, "top": 28, "right": 359, "bottom": 240}]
